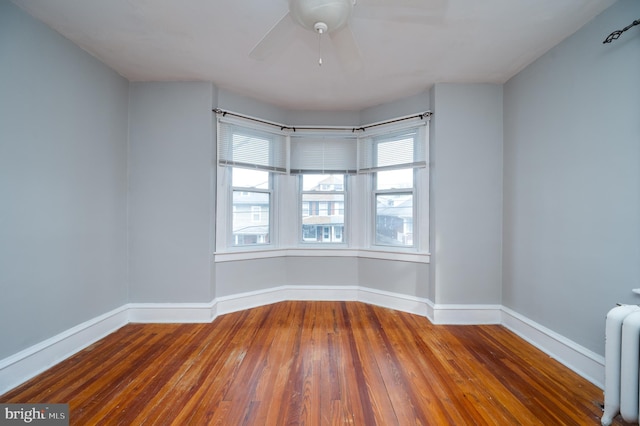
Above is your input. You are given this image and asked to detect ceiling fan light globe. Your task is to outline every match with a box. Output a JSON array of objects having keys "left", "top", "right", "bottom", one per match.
[{"left": 289, "top": 0, "right": 354, "bottom": 33}]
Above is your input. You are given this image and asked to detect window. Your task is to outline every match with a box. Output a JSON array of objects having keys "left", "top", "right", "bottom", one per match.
[
  {"left": 217, "top": 118, "right": 286, "bottom": 249},
  {"left": 300, "top": 174, "right": 345, "bottom": 244},
  {"left": 375, "top": 169, "right": 414, "bottom": 247},
  {"left": 232, "top": 168, "right": 270, "bottom": 246},
  {"left": 359, "top": 126, "right": 427, "bottom": 250},
  {"left": 216, "top": 111, "right": 430, "bottom": 261}
]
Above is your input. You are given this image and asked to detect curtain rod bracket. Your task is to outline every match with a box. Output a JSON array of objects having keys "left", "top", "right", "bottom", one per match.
[{"left": 603, "top": 19, "right": 640, "bottom": 43}]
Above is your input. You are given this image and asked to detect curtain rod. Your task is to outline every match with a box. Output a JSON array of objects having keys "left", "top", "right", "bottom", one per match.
[
  {"left": 212, "top": 108, "right": 431, "bottom": 133},
  {"left": 603, "top": 19, "right": 640, "bottom": 43}
]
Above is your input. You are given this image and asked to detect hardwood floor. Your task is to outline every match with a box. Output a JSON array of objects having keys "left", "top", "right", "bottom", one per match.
[{"left": 0, "top": 301, "right": 626, "bottom": 425}]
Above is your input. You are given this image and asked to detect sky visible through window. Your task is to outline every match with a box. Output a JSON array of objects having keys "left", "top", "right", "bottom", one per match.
[
  {"left": 232, "top": 168, "right": 269, "bottom": 189},
  {"left": 376, "top": 169, "right": 412, "bottom": 190}
]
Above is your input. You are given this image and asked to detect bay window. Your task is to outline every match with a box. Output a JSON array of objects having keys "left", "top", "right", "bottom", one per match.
[{"left": 215, "top": 110, "right": 430, "bottom": 262}]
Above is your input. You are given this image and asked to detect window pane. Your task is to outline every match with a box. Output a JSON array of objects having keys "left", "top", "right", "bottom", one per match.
[
  {"left": 376, "top": 168, "right": 413, "bottom": 190},
  {"left": 232, "top": 191, "right": 269, "bottom": 246},
  {"left": 302, "top": 174, "right": 344, "bottom": 191},
  {"left": 232, "top": 168, "right": 269, "bottom": 189},
  {"left": 301, "top": 174, "right": 345, "bottom": 244},
  {"left": 301, "top": 193, "right": 344, "bottom": 243},
  {"left": 376, "top": 193, "right": 413, "bottom": 246}
]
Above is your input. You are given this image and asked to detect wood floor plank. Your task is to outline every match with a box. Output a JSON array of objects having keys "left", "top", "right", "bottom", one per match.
[
  {"left": 0, "top": 301, "right": 628, "bottom": 425},
  {"left": 331, "top": 303, "right": 368, "bottom": 425},
  {"left": 359, "top": 302, "right": 428, "bottom": 425},
  {"left": 182, "top": 306, "right": 269, "bottom": 425},
  {"left": 397, "top": 314, "right": 491, "bottom": 425},
  {"left": 249, "top": 305, "right": 297, "bottom": 424},
  {"left": 343, "top": 302, "right": 397, "bottom": 425},
  {"left": 128, "top": 316, "right": 244, "bottom": 425},
  {"left": 384, "top": 307, "right": 493, "bottom": 425}
]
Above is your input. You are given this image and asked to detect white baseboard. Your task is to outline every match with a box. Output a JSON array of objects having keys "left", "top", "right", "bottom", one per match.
[
  {"left": 215, "top": 286, "right": 290, "bottom": 315},
  {"left": 0, "top": 289, "right": 605, "bottom": 396},
  {"left": 358, "top": 287, "right": 430, "bottom": 317},
  {"left": 284, "top": 285, "right": 360, "bottom": 302},
  {"left": 501, "top": 306, "right": 605, "bottom": 388},
  {"left": 215, "top": 285, "right": 426, "bottom": 317},
  {"left": 431, "top": 303, "right": 503, "bottom": 325},
  {"left": 128, "top": 302, "right": 217, "bottom": 323},
  {"left": 215, "top": 285, "right": 361, "bottom": 316},
  {"left": 0, "top": 306, "right": 129, "bottom": 396}
]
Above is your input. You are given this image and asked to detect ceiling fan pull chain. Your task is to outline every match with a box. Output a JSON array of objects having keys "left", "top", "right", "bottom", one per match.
[
  {"left": 314, "top": 22, "right": 328, "bottom": 67},
  {"left": 318, "top": 31, "right": 323, "bottom": 66}
]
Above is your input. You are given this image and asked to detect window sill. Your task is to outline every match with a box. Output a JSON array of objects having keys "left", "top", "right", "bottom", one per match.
[{"left": 214, "top": 248, "right": 430, "bottom": 264}]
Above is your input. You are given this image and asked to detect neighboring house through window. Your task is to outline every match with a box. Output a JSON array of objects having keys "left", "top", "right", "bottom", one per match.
[
  {"left": 232, "top": 168, "right": 270, "bottom": 246},
  {"left": 301, "top": 174, "right": 345, "bottom": 244}
]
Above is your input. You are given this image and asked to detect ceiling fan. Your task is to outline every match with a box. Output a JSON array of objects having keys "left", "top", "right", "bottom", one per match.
[{"left": 250, "top": 0, "right": 445, "bottom": 72}]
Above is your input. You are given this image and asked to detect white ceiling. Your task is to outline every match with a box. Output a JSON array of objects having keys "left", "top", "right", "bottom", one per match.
[{"left": 11, "top": 0, "right": 617, "bottom": 111}]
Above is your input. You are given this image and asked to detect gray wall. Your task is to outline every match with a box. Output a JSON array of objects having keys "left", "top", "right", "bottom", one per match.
[
  {"left": 219, "top": 88, "right": 361, "bottom": 126},
  {"left": 359, "top": 258, "right": 429, "bottom": 298},
  {"left": 219, "top": 87, "right": 431, "bottom": 127},
  {"left": 216, "top": 257, "right": 428, "bottom": 299},
  {"left": 214, "top": 90, "right": 432, "bottom": 300},
  {"left": 128, "top": 82, "right": 215, "bottom": 303},
  {"left": 360, "top": 90, "right": 431, "bottom": 125},
  {"left": 503, "top": 0, "right": 640, "bottom": 355},
  {"left": 216, "top": 258, "right": 288, "bottom": 297},
  {"left": 430, "top": 83, "right": 504, "bottom": 305},
  {"left": 216, "top": 257, "right": 360, "bottom": 297},
  {"left": 218, "top": 89, "right": 288, "bottom": 124},
  {"left": 0, "top": 1, "right": 129, "bottom": 358}
]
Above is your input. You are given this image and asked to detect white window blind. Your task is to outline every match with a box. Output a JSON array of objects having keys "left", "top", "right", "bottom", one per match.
[
  {"left": 290, "top": 136, "right": 357, "bottom": 174},
  {"left": 358, "top": 124, "right": 427, "bottom": 173},
  {"left": 218, "top": 120, "right": 287, "bottom": 173}
]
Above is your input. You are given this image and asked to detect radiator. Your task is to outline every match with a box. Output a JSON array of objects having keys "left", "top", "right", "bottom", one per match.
[{"left": 602, "top": 305, "right": 640, "bottom": 426}]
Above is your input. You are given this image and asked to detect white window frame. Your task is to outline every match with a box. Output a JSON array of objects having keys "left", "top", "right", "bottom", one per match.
[
  {"left": 214, "top": 112, "right": 430, "bottom": 263},
  {"left": 373, "top": 170, "right": 417, "bottom": 248},
  {"left": 358, "top": 121, "right": 429, "bottom": 255},
  {"left": 298, "top": 173, "right": 348, "bottom": 246},
  {"left": 228, "top": 168, "right": 273, "bottom": 248}
]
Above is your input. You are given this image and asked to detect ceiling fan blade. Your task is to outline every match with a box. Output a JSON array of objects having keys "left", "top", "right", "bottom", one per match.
[
  {"left": 363, "top": 0, "right": 443, "bottom": 7},
  {"left": 356, "top": 0, "right": 446, "bottom": 24},
  {"left": 356, "top": 8, "right": 441, "bottom": 24},
  {"left": 249, "top": 12, "right": 296, "bottom": 60},
  {"left": 329, "top": 25, "right": 363, "bottom": 74}
]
